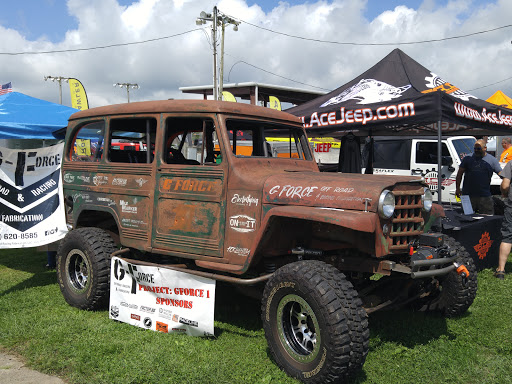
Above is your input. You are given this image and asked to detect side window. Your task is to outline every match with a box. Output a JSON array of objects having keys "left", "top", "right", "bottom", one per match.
[
  {"left": 372, "top": 140, "right": 411, "bottom": 170},
  {"left": 229, "top": 129, "right": 255, "bottom": 156},
  {"left": 164, "top": 117, "right": 220, "bottom": 165},
  {"left": 416, "top": 142, "right": 450, "bottom": 164},
  {"left": 108, "top": 118, "right": 156, "bottom": 164},
  {"left": 227, "top": 120, "right": 310, "bottom": 160},
  {"left": 71, "top": 121, "right": 105, "bottom": 162}
]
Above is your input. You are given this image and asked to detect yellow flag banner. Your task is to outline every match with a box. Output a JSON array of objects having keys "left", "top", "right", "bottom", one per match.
[
  {"left": 68, "top": 78, "right": 89, "bottom": 110},
  {"left": 269, "top": 96, "right": 281, "bottom": 111},
  {"left": 222, "top": 91, "right": 237, "bottom": 102}
]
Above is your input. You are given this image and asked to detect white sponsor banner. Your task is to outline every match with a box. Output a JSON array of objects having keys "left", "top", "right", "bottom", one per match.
[
  {"left": 0, "top": 143, "right": 67, "bottom": 248},
  {"left": 109, "top": 257, "right": 216, "bottom": 337}
]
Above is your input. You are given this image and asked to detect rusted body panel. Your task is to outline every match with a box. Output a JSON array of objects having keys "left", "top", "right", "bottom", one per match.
[
  {"left": 62, "top": 99, "right": 437, "bottom": 276},
  {"left": 262, "top": 172, "right": 422, "bottom": 211},
  {"left": 68, "top": 100, "right": 301, "bottom": 124}
]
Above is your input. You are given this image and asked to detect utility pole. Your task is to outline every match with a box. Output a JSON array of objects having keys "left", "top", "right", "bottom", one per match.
[
  {"left": 219, "top": 14, "right": 240, "bottom": 99},
  {"left": 197, "top": 7, "right": 240, "bottom": 100},
  {"left": 113, "top": 82, "right": 139, "bottom": 103},
  {"left": 44, "top": 75, "right": 70, "bottom": 104}
]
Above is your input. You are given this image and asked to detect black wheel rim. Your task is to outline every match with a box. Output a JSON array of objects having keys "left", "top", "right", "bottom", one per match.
[
  {"left": 277, "top": 294, "right": 320, "bottom": 363},
  {"left": 65, "top": 249, "right": 91, "bottom": 294}
]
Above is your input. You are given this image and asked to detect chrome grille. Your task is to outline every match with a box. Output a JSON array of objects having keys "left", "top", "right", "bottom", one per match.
[{"left": 389, "top": 191, "right": 424, "bottom": 250}]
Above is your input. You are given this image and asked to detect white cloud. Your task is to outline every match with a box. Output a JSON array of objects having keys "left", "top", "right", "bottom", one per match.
[{"left": 0, "top": 0, "right": 510, "bottom": 108}]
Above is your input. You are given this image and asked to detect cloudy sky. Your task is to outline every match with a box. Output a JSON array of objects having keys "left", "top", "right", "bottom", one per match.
[{"left": 0, "top": 0, "right": 509, "bottom": 108}]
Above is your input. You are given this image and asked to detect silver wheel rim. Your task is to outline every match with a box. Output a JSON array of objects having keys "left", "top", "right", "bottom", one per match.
[
  {"left": 65, "top": 249, "right": 91, "bottom": 294},
  {"left": 277, "top": 294, "right": 320, "bottom": 363}
]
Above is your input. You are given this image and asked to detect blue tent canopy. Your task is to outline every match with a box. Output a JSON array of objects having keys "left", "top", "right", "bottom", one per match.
[{"left": 0, "top": 92, "right": 78, "bottom": 139}]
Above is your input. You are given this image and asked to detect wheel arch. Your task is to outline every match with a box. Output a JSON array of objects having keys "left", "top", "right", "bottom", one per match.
[
  {"left": 248, "top": 206, "right": 378, "bottom": 268},
  {"left": 75, "top": 207, "right": 120, "bottom": 244}
]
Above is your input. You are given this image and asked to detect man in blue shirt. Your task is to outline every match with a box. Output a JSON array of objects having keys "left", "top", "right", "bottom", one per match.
[{"left": 455, "top": 139, "right": 502, "bottom": 215}]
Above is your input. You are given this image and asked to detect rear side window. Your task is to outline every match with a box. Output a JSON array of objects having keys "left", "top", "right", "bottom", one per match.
[
  {"left": 108, "top": 118, "right": 157, "bottom": 164},
  {"left": 373, "top": 140, "right": 411, "bottom": 170},
  {"left": 71, "top": 121, "right": 105, "bottom": 162},
  {"left": 164, "top": 117, "right": 220, "bottom": 165},
  {"left": 415, "top": 142, "right": 450, "bottom": 164}
]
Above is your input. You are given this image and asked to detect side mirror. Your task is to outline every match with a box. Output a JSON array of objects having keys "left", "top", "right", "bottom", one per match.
[{"left": 441, "top": 156, "right": 453, "bottom": 166}]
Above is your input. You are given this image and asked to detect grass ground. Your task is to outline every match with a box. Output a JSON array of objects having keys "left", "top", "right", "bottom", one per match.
[{"left": 0, "top": 248, "right": 511, "bottom": 384}]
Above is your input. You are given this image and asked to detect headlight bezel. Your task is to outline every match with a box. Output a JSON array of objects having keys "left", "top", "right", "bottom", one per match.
[
  {"left": 378, "top": 189, "right": 395, "bottom": 219},
  {"left": 422, "top": 187, "right": 433, "bottom": 212}
]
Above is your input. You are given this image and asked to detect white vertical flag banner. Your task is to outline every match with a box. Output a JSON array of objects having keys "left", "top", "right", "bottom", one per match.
[
  {"left": 109, "top": 257, "right": 216, "bottom": 337},
  {"left": 0, "top": 143, "right": 67, "bottom": 248}
]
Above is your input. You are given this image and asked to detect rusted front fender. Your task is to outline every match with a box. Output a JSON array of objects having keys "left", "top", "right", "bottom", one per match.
[
  {"left": 234, "top": 206, "right": 380, "bottom": 273},
  {"left": 258, "top": 206, "right": 378, "bottom": 233}
]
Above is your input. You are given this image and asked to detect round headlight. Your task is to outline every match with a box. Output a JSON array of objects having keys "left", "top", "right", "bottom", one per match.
[
  {"left": 422, "top": 187, "right": 433, "bottom": 212},
  {"left": 378, "top": 190, "right": 395, "bottom": 219}
]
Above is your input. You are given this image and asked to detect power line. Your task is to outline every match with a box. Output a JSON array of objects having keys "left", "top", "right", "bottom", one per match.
[
  {"left": 468, "top": 76, "right": 512, "bottom": 92},
  {"left": 230, "top": 16, "right": 512, "bottom": 46},
  {"left": 0, "top": 29, "right": 202, "bottom": 55},
  {"left": 226, "top": 58, "right": 330, "bottom": 91}
]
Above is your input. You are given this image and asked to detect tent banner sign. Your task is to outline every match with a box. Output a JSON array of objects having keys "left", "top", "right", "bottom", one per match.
[
  {"left": 0, "top": 143, "right": 67, "bottom": 248},
  {"left": 288, "top": 49, "right": 512, "bottom": 135},
  {"left": 109, "top": 257, "right": 216, "bottom": 337}
]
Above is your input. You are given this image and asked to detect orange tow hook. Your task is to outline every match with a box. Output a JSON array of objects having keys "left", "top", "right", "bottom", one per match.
[{"left": 454, "top": 262, "right": 470, "bottom": 278}]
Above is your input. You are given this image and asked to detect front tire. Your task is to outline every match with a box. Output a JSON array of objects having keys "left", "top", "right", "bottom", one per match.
[
  {"left": 261, "top": 260, "right": 368, "bottom": 383},
  {"left": 56, "top": 228, "right": 116, "bottom": 310},
  {"left": 418, "top": 235, "right": 478, "bottom": 317}
]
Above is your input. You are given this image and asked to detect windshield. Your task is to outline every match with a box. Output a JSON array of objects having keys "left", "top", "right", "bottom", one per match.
[
  {"left": 226, "top": 120, "right": 312, "bottom": 160},
  {"left": 452, "top": 137, "right": 476, "bottom": 162}
]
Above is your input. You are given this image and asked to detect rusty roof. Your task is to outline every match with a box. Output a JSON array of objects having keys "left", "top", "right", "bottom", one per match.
[{"left": 69, "top": 99, "right": 302, "bottom": 124}]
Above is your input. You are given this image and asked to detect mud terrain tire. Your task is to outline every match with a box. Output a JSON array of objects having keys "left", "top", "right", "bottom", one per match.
[
  {"left": 418, "top": 235, "right": 478, "bottom": 317},
  {"left": 56, "top": 228, "right": 116, "bottom": 310},
  {"left": 261, "top": 260, "right": 368, "bottom": 383}
]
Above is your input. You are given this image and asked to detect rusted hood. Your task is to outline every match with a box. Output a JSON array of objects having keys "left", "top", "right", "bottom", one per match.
[{"left": 263, "top": 172, "right": 424, "bottom": 212}]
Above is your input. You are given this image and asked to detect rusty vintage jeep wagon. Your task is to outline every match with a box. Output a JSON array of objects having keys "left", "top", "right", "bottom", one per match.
[{"left": 57, "top": 100, "right": 477, "bottom": 384}]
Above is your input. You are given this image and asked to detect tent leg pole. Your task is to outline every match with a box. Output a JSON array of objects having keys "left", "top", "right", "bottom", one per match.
[{"left": 437, "top": 120, "right": 442, "bottom": 205}]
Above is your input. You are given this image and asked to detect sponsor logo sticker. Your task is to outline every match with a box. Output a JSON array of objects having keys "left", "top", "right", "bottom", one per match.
[
  {"left": 110, "top": 306, "right": 119, "bottom": 318},
  {"left": 93, "top": 175, "right": 108, "bottom": 186},
  {"left": 112, "top": 178, "right": 128, "bottom": 187},
  {"left": 179, "top": 317, "right": 199, "bottom": 327},
  {"left": 229, "top": 214, "right": 256, "bottom": 233},
  {"left": 63, "top": 173, "right": 75, "bottom": 183},
  {"left": 143, "top": 317, "right": 152, "bottom": 328},
  {"left": 120, "top": 199, "right": 137, "bottom": 214},
  {"left": 135, "top": 178, "right": 148, "bottom": 187},
  {"left": 227, "top": 246, "right": 250, "bottom": 257},
  {"left": 231, "top": 194, "right": 259, "bottom": 207},
  {"left": 156, "top": 321, "right": 169, "bottom": 333}
]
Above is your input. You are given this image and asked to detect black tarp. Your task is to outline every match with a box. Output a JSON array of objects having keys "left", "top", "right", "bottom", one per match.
[{"left": 287, "top": 49, "right": 512, "bottom": 137}]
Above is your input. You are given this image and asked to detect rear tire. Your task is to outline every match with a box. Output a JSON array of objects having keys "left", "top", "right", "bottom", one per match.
[
  {"left": 56, "top": 228, "right": 116, "bottom": 310},
  {"left": 418, "top": 235, "right": 478, "bottom": 317},
  {"left": 261, "top": 260, "right": 368, "bottom": 383}
]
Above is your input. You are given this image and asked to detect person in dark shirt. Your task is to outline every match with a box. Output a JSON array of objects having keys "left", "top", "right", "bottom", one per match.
[{"left": 455, "top": 139, "right": 502, "bottom": 215}]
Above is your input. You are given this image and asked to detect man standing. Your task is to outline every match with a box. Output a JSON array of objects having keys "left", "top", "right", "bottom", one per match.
[
  {"left": 500, "top": 137, "right": 512, "bottom": 163},
  {"left": 455, "top": 139, "right": 502, "bottom": 215},
  {"left": 496, "top": 160, "right": 512, "bottom": 279}
]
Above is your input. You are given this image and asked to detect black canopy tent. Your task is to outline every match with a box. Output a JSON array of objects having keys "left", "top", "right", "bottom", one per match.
[{"left": 287, "top": 49, "right": 512, "bottom": 202}]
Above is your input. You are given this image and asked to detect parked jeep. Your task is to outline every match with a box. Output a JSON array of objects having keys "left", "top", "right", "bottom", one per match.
[{"left": 57, "top": 100, "right": 477, "bottom": 384}]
